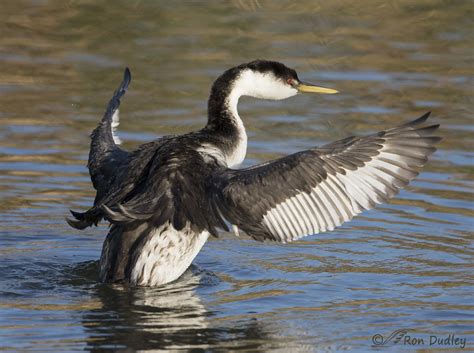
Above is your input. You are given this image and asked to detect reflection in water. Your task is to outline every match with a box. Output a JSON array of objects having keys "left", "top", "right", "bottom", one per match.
[
  {"left": 81, "top": 266, "right": 271, "bottom": 352},
  {"left": 84, "top": 268, "right": 209, "bottom": 351}
]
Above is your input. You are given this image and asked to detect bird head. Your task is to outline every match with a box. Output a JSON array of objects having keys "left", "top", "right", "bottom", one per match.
[{"left": 229, "top": 60, "right": 338, "bottom": 100}]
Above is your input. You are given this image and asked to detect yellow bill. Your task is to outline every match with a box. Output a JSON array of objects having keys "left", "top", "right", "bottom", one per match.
[{"left": 297, "top": 83, "right": 338, "bottom": 94}]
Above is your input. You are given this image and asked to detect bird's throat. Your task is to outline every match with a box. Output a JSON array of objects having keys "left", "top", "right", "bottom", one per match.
[{"left": 205, "top": 71, "right": 248, "bottom": 168}]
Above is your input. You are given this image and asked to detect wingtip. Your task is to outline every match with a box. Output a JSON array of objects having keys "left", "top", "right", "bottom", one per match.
[
  {"left": 412, "top": 111, "right": 431, "bottom": 125},
  {"left": 106, "top": 67, "right": 131, "bottom": 105},
  {"left": 395, "top": 111, "right": 433, "bottom": 130},
  {"left": 124, "top": 67, "right": 131, "bottom": 82},
  {"left": 121, "top": 67, "right": 131, "bottom": 90}
]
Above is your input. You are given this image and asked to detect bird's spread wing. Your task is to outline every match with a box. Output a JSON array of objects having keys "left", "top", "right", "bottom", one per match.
[
  {"left": 68, "top": 68, "right": 171, "bottom": 229},
  {"left": 87, "top": 68, "right": 131, "bottom": 199},
  {"left": 211, "top": 113, "right": 440, "bottom": 242}
]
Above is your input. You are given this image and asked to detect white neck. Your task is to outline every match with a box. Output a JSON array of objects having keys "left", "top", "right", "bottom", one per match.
[
  {"left": 203, "top": 69, "right": 298, "bottom": 168},
  {"left": 225, "top": 70, "right": 298, "bottom": 167},
  {"left": 224, "top": 89, "right": 247, "bottom": 168}
]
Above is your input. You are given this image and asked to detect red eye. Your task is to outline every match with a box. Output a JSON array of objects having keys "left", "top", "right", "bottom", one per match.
[{"left": 286, "top": 78, "right": 293, "bottom": 85}]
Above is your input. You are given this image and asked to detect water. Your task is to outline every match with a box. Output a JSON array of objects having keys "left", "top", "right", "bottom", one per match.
[{"left": 0, "top": 1, "right": 473, "bottom": 352}]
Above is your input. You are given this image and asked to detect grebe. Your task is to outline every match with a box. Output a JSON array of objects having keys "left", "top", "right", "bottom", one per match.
[{"left": 68, "top": 60, "right": 440, "bottom": 286}]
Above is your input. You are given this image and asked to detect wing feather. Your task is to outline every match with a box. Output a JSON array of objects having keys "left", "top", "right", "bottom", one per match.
[
  {"left": 88, "top": 68, "right": 131, "bottom": 195},
  {"left": 212, "top": 113, "right": 440, "bottom": 242}
]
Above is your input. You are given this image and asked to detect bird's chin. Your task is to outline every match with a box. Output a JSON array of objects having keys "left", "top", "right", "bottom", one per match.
[{"left": 265, "top": 88, "right": 298, "bottom": 100}]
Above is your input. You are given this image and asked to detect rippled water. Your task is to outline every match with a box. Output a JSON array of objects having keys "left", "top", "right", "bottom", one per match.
[{"left": 1, "top": 1, "right": 473, "bottom": 352}]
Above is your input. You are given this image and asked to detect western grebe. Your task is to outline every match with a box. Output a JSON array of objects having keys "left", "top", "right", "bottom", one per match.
[{"left": 68, "top": 60, "right": 440, "bottom": 286}]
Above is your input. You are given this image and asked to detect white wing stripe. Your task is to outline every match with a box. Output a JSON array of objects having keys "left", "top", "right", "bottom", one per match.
[
  {"left": 360, "top": 164, "right": 393, "bottom": 189},
  {"left": 318, "top": 181, "right": 343, "bottom": 225},
  {"left": 337, "top": 172, "right": 369, "bottom": 211},
  {"left": 361, "top": 165, "right": 398, "bottom": 196},
  {"left": 296, "top": 193, "right": 317, "bottom": 235},
  {"left": 285, "top": 198, "right": 304, "bottom": 236},
  {"left": 301, "top": 192, "right": 323, "bottom": 234},
  {"left": 269, "top": 207, "right": 288, "bottom": 241},
  {"left": 275, "top": 207, "right": 292, "bottom": 241},
  {"left": 284, "top": 197, "right": 303, "bottom": 238},
  {"left": 309, "top": 191, "right": 328, "bottom": 232},
  {"left": 357, "top": 168, "right": 390, "bottom": 202},
  {"left": 277, "top": 204, "right": 298, "bottom": 240},
  {"left": 111, "top": 109, "right": 122, "bottom": 145},
  {"left": 316, "top": 182, "right": 339, "bottom": 227},
  {"left": 326, "top": 175, "right": 353, "bottom": 220},
  {"left": 254, "top": 121, "right": 437, "bottom": 242},
  {"left": 371, "top": 154, "right": 403, "bottom": 175},
  {"left": 350, "top": 172, "right": 378, "bottom": 206},
  {"left": 288, "top": 196, "right": 310, "bottom": 236},
  {"left": 326, "top": 178, "right": 351, "bottom": 222},
  {"left": 263, "top": 211, "right": 283, "bottom": 240},
  {"left": 309, "top": 189, "right": 334, "bottom": 231}
]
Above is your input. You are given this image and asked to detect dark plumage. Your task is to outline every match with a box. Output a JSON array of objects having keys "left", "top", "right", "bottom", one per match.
[{"left": 68, "top": 60, "right": 440, "bottom": 285}]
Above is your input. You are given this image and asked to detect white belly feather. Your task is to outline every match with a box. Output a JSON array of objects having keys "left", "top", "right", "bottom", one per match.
[{"left": 130, "top": 223, "right": 209, "bottom": 286}]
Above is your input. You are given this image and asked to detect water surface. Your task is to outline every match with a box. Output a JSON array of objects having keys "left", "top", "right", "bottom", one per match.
[{"left": 0, "top": 1, "right": 473, "bottom": 352}]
